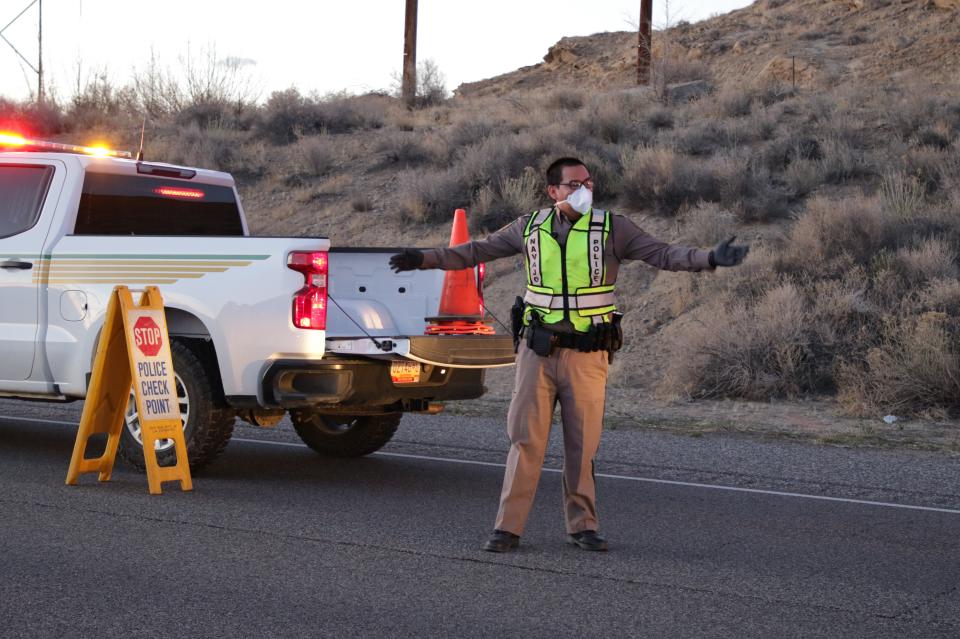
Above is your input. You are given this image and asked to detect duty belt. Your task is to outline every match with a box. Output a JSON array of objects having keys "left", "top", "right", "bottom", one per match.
[{"left": 522, "top": 324, "right": 581, "bottom": 349}]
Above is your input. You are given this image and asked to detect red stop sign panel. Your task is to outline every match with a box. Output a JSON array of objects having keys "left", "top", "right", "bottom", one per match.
[{"left": 133, "top": 316, "right": 163, "bottom": 357}]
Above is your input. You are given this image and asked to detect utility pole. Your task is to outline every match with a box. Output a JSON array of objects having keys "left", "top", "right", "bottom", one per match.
[
  {"left": 402, "top": 0, "right": 418, "bottom": 107},
  {"left": 37, "top": 0, "right": 43, "bottom": 103},
  {"left": 637, "top": 0, "right": 653, "bottom": 85}
]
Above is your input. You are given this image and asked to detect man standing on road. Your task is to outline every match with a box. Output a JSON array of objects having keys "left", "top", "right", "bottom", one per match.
[{"left": 389, "top": 157, "right": 748, "bottom": 553}]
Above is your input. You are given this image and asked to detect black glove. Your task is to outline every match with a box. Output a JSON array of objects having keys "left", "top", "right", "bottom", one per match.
[
  {"left": 709, "top": 235, "right": 749, "bottom": 267},
  {"left": 389, "top": 248, "right": 424, "bottom": 272}
]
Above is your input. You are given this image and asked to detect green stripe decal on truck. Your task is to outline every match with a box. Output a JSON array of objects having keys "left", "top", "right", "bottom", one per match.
[{"left": 31, "top": 254, "right": 271, "bottom": 285}]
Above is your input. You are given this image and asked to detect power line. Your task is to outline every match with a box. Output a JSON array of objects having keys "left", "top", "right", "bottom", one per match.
[{"left": 0, "top": 0, "right": 43, "bottom": 102}]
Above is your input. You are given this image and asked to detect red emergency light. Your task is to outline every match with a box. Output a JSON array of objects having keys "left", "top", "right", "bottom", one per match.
[
  {"left": 0, "top": 131, "right": 132, "bottom": 158},
  {"left": 153, "top": 187, "right": 205, "bottom": 200}
]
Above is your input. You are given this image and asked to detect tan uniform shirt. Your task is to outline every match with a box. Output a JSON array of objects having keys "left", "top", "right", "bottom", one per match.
[{"left": 422, "top": 207, "right": 713, "bottom": 278}]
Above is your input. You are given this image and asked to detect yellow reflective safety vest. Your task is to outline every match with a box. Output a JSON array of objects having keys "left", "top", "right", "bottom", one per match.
[{"left": 522, "top": 207, "right": 617, "bottom": 332}]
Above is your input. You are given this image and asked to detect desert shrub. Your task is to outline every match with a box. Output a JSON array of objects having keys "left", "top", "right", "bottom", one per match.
[
  {"left": 375, "top": 131, "right": 435, "bottom": 167},
  {"left": 66, "top": 71, "right": 132, "bottom": 130},
  {"left": 674, "top": 120, "right": 743, "bottom": 156},
  {"left": 913, "top": 127, "right": 952, "bottom": 151},
  {"left": 398, "top": 167, "right": 474, "bottom": 225},
  {"left": 721, "top": 158, "right": 792, "bottom": 222},
  {"left": 918, "top": 278, "right": 960, "bottom": 315},
  {"left": 662, "top": 57, "right": 713, "bottom": 85},
  {"left": 445, "top": 119, "right": 495, "bottom": 150},
  {"left": 838, "top": 313, "right": 960, "bottom": 417},
  {"left": 889, "top": 92, "right": 942, "bottom": 140},
  {"left": 323, "top": 93, "right": 391, "bottom": 131},
  {"left": 175, "top": 100, "right": 240, "bottom": 129},
  {"left": 681, "top": 201, "right": 737, "bottom": 246},
  {"left": 160, "top": 125, "right": 266, "bottom": 175},
  {"left": 716, "top": 88, "right": 754, "bottom": 118},
  {"left": 259, "top": 88, "right": 321, "bottom": 143},
  {"left": 784, "top": 159, "right": 824, "bottom": 199},
  {"left": 817, "top": 136, "right": 875, "bottom": 184},
  {"left": 619, "top": 146, "right": 720, "bottom": 215},
  {"left": 296, "top": 136, "right": 338, "bottom": 176},
  {"left": 576, "top": 100, "right": 641, "bottom": 145},
  {"left": 760, "top": 135, "right": 822, "bottom": 172},
  {"left": 738, "top": 110, "right": 778, "bottom": 143},
  {"left": 544, "top": 90, "right": 585, "bottom": 111},
  {"left": 781, "top": 195, "right": 889, "bottom": 277},
  {"left": 880, "top": 171, "right": 926, "bottom": 220},
  {"left": 579, "top": 149, "right": 623, "bottom": 205},
  {"left": 458, "top": 131, "right": 557, "bottom": 188},
  {"left": 351, "top": 195, "right": 374, "bottom": 212},
  {"left": 473, "top": 167, "right": 543, "bottom": 231},
  {"left": 415, "top": 59, "right": 449, "bottom": 108},
  {"left": 258, "top": 89, "right": 387, "bottom": 144},
  {"left": 662, "top": 283, "right": 823, "bottom": 399},
  {"left": 896, "top": 237, "right": 958, "bottom": 284},
  {"left": 646, "top": 108, "right": 674, "bottom": 130},
  {"left": 0, "top": 98, "right": 64, "bottom": 135},
  {"left": 898, "top": 147, "right": 948, "bottom": 195}
]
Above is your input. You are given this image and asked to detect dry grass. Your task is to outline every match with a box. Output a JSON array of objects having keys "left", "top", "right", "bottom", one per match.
[{"left": 838, "top": 313, "right": 960, "bottom": 418}]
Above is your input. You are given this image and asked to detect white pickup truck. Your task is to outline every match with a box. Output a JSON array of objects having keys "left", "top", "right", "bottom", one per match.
[{"left": 0, "top": 136, "right": 513, "bottom": 469}]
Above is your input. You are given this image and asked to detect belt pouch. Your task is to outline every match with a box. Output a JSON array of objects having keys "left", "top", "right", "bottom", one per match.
[{"left": 526, "top": 325, "right": 554, "bottom": 357}]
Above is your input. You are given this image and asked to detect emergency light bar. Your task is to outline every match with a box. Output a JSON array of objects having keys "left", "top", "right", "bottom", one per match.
[{"left": 0, "top": 131, "right": 132, "bottom": 159}]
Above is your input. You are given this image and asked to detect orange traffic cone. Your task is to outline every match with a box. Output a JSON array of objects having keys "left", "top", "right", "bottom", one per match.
[{"left": 425, "top": 209, "right": 495, "bottom": 335}]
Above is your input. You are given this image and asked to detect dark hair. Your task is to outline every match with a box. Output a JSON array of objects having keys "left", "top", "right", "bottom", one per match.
[{"left": 546, "top": 157, "right": 586, "bottom": 186}]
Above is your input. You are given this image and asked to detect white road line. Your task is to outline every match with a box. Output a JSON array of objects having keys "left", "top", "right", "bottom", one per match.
[
  {"left": 234, "top": 437, "right": 960, "bottom": 516},
  {"left": 7, "top": 415, "right": 960, "bottom": 515}
]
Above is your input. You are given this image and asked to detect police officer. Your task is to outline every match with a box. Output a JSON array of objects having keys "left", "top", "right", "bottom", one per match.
[{"left": 389, "top": 157, "right": 748, "bottom": 553}]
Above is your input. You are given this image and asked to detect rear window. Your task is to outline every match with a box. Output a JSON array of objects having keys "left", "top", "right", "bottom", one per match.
[
  {"left": 75, "top": 172, "right": 244, "bottom": 236},
  {"left": 0, "top": 164, "right": 54, "bottom": 238}
]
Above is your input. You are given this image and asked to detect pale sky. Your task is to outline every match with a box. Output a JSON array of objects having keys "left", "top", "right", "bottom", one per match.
[{"left": 0, "top": 0, "right": 754, "bottom": 102}]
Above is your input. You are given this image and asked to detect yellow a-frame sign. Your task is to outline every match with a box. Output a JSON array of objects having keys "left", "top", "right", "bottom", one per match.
[{"left": 66, "top": 285, "right": 192, "bottom": 495}]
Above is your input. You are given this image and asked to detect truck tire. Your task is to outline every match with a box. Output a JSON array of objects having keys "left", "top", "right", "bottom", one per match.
[
  {"left": 290, "top": 412, "right": 401, "bottom": 458},
  {"left": 119, "top": 339, "right": 235, "bottom": 471}
]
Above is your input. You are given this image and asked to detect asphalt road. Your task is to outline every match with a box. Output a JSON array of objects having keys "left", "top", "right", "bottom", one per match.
[{"left": 1, "top": 398, "right": 959, "bottom": 638}]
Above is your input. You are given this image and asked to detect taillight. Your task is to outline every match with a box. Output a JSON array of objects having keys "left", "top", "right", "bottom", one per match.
[
  {"left": 288, "top": 251, "right": 328, "bottom": 330},
  {"left": 476, "top": 262, "right": 486, "bottom": 315}
]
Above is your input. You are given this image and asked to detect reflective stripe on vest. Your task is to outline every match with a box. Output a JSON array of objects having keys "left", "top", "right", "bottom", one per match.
[{"left": 522, "top": 207, "right": 616, "bottom": 331}]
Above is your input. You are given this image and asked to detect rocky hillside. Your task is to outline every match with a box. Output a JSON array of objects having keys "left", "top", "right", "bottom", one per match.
[{"left": 456, "top": 0, "right": 960, "bottom": 96}]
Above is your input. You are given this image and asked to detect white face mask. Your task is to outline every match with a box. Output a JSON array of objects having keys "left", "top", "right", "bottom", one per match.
[{"left": 562, "top": 185, "right": 593, "bottom": 214}]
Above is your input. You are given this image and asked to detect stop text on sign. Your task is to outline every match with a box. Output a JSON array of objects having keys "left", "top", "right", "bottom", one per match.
[{"left": 133, "top": 316, "right": 163, "bottom": 357}]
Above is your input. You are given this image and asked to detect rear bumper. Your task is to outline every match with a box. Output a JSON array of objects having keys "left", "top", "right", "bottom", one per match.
[{"left": 262, "top": 357, "right": 488, "bottom": 409}]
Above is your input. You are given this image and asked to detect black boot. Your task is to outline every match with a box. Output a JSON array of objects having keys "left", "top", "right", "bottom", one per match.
[
  {"left": 567, "top": 530, "right": 608, "bottom": 551},
  {"left": 483, "top": 529, "right": 520, "bottom": 553}
]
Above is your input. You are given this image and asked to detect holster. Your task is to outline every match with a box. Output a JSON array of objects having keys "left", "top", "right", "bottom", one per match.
[
  {"left": 510, "top": 296, "right": 524, "bottom": 354},
  {"left": 525, "top": 318, "right": 555, "bottom": 357}
]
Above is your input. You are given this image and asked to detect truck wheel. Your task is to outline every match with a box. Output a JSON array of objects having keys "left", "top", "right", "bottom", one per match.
[
  {"left": 119, "top": 340, "right": 235, "bottom": 471},
  {"left": 290, "top": 412, "right": 401, "bottom": 458}
]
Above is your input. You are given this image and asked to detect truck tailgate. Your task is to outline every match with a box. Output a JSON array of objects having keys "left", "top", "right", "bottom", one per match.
[{"left": 325, "top": 248, "right": 515, "bottom": 368}]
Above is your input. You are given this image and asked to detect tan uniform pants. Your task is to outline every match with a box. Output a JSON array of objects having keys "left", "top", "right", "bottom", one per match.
[{"left": 494, "top": 340, "right": 609, "bottom": 536}]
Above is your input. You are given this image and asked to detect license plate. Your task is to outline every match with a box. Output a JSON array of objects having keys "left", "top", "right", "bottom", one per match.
[{"left": 390, "top": 360, "right": 421, "bottom": 384}]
